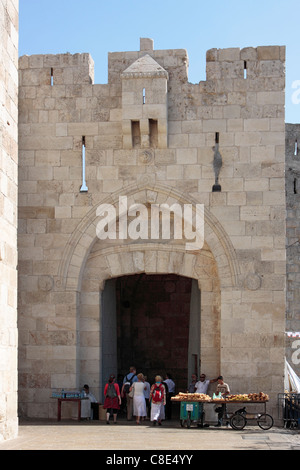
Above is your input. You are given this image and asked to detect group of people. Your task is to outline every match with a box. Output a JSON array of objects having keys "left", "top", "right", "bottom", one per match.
[
  {"left": 103, "top": 367, "right": 176, "bottom": 425},
  {"left": 84, "top": 369, "right": 231, "bottom": 427}
]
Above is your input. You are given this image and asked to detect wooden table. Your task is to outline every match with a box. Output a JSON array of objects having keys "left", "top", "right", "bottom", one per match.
[{"left": 54, "top": 397, "right": 88, "bottom": 421}]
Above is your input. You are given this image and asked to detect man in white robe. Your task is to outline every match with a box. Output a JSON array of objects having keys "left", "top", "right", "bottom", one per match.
[{"left": 81, "top": 384, "right": 97, "bottom": 419}]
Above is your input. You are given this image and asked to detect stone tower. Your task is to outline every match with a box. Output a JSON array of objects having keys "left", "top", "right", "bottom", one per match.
[{"left": 0, "top": 0, "right": 19, "bottom": 441}]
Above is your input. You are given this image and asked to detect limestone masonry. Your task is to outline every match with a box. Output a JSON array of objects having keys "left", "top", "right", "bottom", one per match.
[
  {"left": 16, "top": 37, "right": 288, "bottom": 421},
  {"left": 0, "top": 0, "right": 19, "bottom": 441}
]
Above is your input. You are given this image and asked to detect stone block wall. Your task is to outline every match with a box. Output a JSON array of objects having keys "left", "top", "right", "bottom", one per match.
[
  {"left": 0, "top": 0, "right": 18, "bottom": 441},
  {"left": 18, "top": 39, "right": 286, "bottom": 419}
]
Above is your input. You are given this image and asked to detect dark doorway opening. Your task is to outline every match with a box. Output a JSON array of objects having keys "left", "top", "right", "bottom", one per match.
[{"left": 115, "top": 273, "right": 196, "bottom": 391}]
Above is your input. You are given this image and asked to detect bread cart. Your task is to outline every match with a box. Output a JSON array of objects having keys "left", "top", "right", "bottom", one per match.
[
  {"left": 172, "top": 392, "right": 211, "bottom": 428},
  {"left": 179, "top": 400, "right": 205, "bottom": 428},
  {"left": 172, "top": 391, "right": 272, "bottom": 430}
]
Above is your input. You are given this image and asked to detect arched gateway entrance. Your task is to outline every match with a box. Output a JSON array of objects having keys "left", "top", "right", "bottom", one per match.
[
  {"left": 103, "top": 273, "right": 200, "bottom": 393},
  {"left": 57, "top": 184, "right": 240, "bottom": 402},
  {"left": 81, "top": 244, "right": 220, "bottom": 399}
]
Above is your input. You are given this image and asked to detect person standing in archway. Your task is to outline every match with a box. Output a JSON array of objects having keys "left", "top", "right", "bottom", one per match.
[
  {"left": 130, "top": 373, "right": 147, "bottom": 424},
  {"left": 143, "top": 375, "right": 151, "bottom": 418},
  {"left": 103, "top": 374, "right": 121, "bottom": 424},
  {"left": 150, "top": 375, "right": 166, "bottom": 426},
  {"left": 164, "top": 373, "right": 175, "bottom": 420},
  {"left": 121, "top": 366, "right": 138, "bottom": 420}
]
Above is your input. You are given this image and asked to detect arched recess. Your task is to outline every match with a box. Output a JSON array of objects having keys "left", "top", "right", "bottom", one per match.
[
  {"left": 56, "top": 182, "right": 240, "bottom": 292},
  {"left": 80, "top": 243, "right": 221, "bottom": 395},
  {"left": 55, "top": 183, "right": 241, "bottom": 396}
]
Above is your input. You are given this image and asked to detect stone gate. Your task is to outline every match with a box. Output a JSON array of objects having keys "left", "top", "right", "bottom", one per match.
[{"left": 17, "top": 38, "right": 286, "bottom": 420}]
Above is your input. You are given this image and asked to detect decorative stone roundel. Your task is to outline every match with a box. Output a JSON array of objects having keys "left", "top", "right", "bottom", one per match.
[
  {"left": 139, "top": 150, "right": 154, "bottom": 164},
  {"left": 244, "top": 273, "right": 261, "bottom": 291},
  {"left": 38, "top": 275, "right": 54, "bottom": 291}
]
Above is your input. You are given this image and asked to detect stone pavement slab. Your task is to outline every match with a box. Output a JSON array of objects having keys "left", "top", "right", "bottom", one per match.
[{"left": 0, "top": 419, "right": 299, "bottom": 451}]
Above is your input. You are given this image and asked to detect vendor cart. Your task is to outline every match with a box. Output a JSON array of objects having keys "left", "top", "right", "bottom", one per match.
[
  {"left": 179, "top": 401, "right": 204, "bottom": 428},
  {"left": 172, "top": 392, "right": 272, "bottom": 430}
]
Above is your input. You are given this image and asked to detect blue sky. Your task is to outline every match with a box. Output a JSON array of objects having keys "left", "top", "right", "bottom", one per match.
[{"left": 19, "top": 0, "right": 300, "bottom": 123}]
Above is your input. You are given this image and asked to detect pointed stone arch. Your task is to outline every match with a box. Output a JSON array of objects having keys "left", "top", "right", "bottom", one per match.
[{"left": 56, "top": 182, "right": 241, "bottom": 292}]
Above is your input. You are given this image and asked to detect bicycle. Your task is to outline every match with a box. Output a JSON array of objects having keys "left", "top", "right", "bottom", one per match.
[{"left": 230, "top": 406, "right": 274, "bottom": 430}]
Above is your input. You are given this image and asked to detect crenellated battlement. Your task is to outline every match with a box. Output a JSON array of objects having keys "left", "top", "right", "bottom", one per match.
[
  {"left": 19, "top": 52, "right": 95, "bottom": 86},
  {"left": 19, "top": 41, "right": 285, "bottom": 89},
  {"left": 206, "top": 46, "right": 285, "bottom": 83},
  {"left": 18, "top": 40, "right": 286, "bottom": 150}
]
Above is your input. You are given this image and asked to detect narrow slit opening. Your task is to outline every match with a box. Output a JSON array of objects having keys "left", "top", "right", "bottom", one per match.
[
  {"left": 50, "top": 68, "right": 54, "bottom": 86},
  {"left": 215, "top": 132, "right": 219, "bottom": 144},
  {"left": 80, "top": 136, "right": 88, "bottom": 192},
  {"left": 132, "top": 121, "right": 141, "bottom": 148},
  {"left": 149, "top": 119, "right": 158, "bottom": 148},
  {"left": 294, "top": 178, "right": 298, "bottom": 194},
  {"left": 244, "top": 61, "right": 247, "bottom": 79},
  {"left": 295, "top": 140, "right": 298, "bottom": 156},
  {"left": 142, "top": 88, "right": 146, "bottom": 104}
]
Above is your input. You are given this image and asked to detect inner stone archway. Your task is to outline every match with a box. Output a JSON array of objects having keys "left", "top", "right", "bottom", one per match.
[{"left": 80, "top": 243, "right": 221, "bottom": 401}]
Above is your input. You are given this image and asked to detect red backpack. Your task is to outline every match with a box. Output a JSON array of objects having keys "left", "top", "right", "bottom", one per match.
[{"left": 152, "top": 384, "right": 163, "bottom": 402}]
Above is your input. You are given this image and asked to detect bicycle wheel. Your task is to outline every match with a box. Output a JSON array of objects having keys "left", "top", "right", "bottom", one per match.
[
  {"left": 257, "top": 413, "right": 273, "bottom": 430},
  {"left": 230, "top": 413, "right": 247, "bottom": 430}
]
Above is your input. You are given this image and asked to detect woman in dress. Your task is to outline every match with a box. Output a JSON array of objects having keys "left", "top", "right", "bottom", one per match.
[
  {"left": 130, "top": 373, "right": 147, "bottom": 424},
  {"left": 103, "top": 374, "right": 121, "bottom": 424},
  {"left": 149, "top": 375, "right": 166, "bottom": 425}
]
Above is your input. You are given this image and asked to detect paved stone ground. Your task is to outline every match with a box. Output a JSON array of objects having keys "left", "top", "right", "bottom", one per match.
[{"left": 0, "top": 418, "right": 299, "bottom": 451}]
